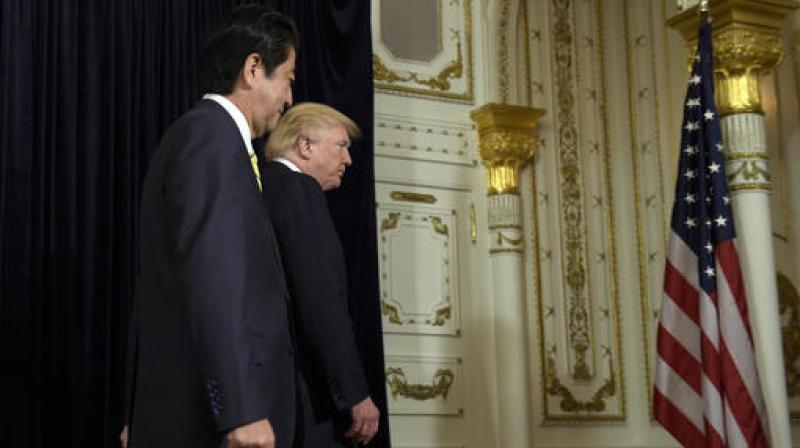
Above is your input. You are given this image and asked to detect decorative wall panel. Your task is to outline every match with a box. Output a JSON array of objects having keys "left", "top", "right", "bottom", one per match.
[
  {"left": 624, "top": 0, "right": 673, "bottom": 416},
  {"left": 374, "top": 113, "right": 477, "bottom": 166},
  {"left": 378, "top": 202, "right": 460, "bottom": 336},
  {"left": 530, "top": 0, "right": 625, "bottom": 422},
  {"left": 384, "top": 355, "right": 464, "bottom": 415},
  {"left": 373, "top": 0, "right": 473, "bottom": 102}
]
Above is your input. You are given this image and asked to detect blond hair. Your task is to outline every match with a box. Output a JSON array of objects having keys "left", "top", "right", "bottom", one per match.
[{"left": 266, "top": 102, "right": 361, "bottom": 159}]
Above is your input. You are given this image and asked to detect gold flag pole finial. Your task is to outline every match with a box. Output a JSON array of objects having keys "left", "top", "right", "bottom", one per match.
[{"left": 699, "top": 0, "right": 709, "bottom": 13}]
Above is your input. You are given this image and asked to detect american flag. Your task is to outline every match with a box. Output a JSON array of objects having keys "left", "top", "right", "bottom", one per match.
[{"left": 653, "top": 19, "right": 770, "bottom": 447}]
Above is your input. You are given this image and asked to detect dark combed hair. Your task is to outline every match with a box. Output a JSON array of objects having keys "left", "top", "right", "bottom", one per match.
[{"left": 199, "top": 4, "right": 299, "bottom": 95}]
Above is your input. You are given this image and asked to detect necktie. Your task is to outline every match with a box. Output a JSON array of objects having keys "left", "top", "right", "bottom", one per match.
[{"left": 250, "top": 152, "right": 262, "bottom": 192}]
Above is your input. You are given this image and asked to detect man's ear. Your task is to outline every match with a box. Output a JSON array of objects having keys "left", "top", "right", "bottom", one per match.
[
  {"left": 295, "top": 135, "right": 312, "bottom": 160},
  {"left": 240, "top": 53, "right": 262, "bottom": 88}
]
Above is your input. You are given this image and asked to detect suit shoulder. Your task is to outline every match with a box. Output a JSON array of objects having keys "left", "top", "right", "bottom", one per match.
[
  {"left": 157, "top": 102, "right": 243, "bottom": 162},
  {"left": 263, "top": 163, "right": 324, "bottom": 199}
]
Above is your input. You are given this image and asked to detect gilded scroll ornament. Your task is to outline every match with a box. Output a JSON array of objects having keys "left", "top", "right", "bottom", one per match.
[
  {"left": 778, "top": 272, "right": 800, "bottom": 400},
  {"left": 498, "top": 0, "right": 511, "bottom": 103},
  {"left": 727, "top": 159, "right": 770, "bottom": 183},
  {"left": 381, "top": 212, "right": 400, "bottom": 233},
  {"left": 546, "top": 354, "right": 616, "bottom": 414},
  {"left": 373, "top": 31, "right": 464, "bottom": 92},
  {"left": 470, "top": 103, "right": 545, "bottom": 195},
  {"left": 373, "top": 53, "right": 413, "bottom": 84},
  {"left": 430, "top": 216, "right": 449, "bottom": 237},
  {"left": 552, "top": 0, "right": 592, "bottom": 381},
  {"left": 386, "top": 367, "right": 455, "bottom": 401},
  {"left": 432, "top": 306, "right": 451, "bottom": 326},
  {"left": 373, "top": 0, "right": 473, "bottom": 102},
  {"left": 382, "top": 300, "right": 402, "bottom": 325}
]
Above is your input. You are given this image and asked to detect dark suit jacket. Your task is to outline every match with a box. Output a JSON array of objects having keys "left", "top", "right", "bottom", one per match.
[
  {"left": 262, "top": 161, "right": 368, "bottom": 447},
  {"left": 125, "top": 100, "right": 297, "bottom": 448}
]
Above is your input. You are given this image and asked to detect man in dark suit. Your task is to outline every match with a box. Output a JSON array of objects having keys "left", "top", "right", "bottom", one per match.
[
  {"left": 122, "top": 6, "right": 299, "bottom": 448},
  {"left": 261, "top": 103, "right": 380, "bottom": 447}
]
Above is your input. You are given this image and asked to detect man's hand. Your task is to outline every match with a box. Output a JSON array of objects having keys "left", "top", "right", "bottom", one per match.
[
  {"left": 119, "top": 425, "right": 128, "bottom": 448},
  {"left": 344, "top": 396, "right": 380, "bottom": 444},
  {"left": 227, "top": 419, "right": 275, "bottom": 448}
]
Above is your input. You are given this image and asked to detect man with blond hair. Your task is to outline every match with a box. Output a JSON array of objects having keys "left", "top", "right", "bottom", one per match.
[{"left": 262, "top": 102, "right": 380, "bottom": 447}]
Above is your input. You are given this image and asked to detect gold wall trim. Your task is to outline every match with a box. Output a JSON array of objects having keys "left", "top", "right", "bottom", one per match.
[
  {"left": 430, "top": 216, "right": 449, "bottom": 236},
  {"left": 726, "top": 151, "right": 769, "bottom": 160},
  {"left": 545, "top": 354, "right": 622, "bottom": 420},
  {"left": 729, "top": 182, "right": 770, "bottom": 191},
  {"left": 596, "top": 0, "right": 626, "bottom": 422},
  {"left": 374, "top": 0, "right": 474, "bottom": 102},
  {"left": 383, "top": 300, "right": 402, "bottom": 325},
  {"left": 498, "top": 0, "right": 511, "bottom": 103},
  {"left": 552, "top": 0, "right": 593, "bottom": 382},
  {"left": 625, "top": 0, "right": 658, "bottom": 418},
  {"left": 778, "top": 272, "right": 800, "bottom": 420},
  {"left": 489, "top": 247, "right": 524, "bottom": 255},
  {"left": 390, "top": 191, "right": 438, "bottom": 204},
  {"left": 522, "top": 0, "right": 533, "bottom": 106},
  {"left": 382, "top": 212, "right": 401, "bottom": 233},
  {"left": 470, "top": 204, "right": 477, "bottom": 244},
  {"left": 489, "top": 224, "right": 523, "bottom": 230},
  {"left": 386, "top": 367, "right": 455, "bottom": 401}
]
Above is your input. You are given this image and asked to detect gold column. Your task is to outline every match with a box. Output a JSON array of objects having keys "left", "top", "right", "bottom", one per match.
[
  {"left": 469, "top": 103, "right": 544, "bottom": 448},
  {"left": 470, "top": 103, "right": 545, "bottom": 195},
  {"left": 668, "top": 2, "right": 797, "bottom": 447}
]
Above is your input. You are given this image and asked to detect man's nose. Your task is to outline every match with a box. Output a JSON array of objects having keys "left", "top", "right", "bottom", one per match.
[{"left": 343, "top": 148, "right": 352, "bottom": 165}]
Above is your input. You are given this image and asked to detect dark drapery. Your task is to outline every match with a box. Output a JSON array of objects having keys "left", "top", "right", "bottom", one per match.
[{"left": 0, "top": 0, "right": 388, "bottom": 447}]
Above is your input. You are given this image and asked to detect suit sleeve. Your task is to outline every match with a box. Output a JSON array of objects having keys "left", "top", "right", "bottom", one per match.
[
  {"left": 274, "top": 175, "right": 369, "bottom": 410},
  {"left": 164, "top": 125, "right": 265, "bottom": 432}
]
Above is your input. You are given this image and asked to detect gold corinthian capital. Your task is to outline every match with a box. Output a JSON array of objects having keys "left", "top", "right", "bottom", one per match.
[
  {"left": 470, "top": 103, "right": 545, "bottom": 195},
  {"left": 667, "top": 0, "right": 797, "bottom": 116}
]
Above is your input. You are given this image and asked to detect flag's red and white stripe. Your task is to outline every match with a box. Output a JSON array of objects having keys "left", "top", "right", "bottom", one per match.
[{"left": 654, "top": 234, "right": 769, "bottom": 447}]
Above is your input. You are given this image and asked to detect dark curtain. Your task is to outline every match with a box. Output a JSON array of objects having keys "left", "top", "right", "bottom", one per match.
[{"left": 0, "top": 0, "right": 388, "bottom": 447}]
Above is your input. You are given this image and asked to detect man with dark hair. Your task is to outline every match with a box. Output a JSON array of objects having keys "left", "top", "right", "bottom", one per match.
[
  {"left": 263, "top": 103, "right": 380, "bottom": 447},
  {"left": 122, "top": 5, "right": 299, "bottom": 448}
]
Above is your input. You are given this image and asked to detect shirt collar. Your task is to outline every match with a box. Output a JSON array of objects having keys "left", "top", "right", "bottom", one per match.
[
  {"left": 202, "top": 93, "right": 254, "bottom": 155},
  {"left": 274, "top": 157, "right": 301, "bottom": 173}
]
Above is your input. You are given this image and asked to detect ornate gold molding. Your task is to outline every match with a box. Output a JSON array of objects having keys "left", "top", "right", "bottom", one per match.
[
  {"left": 386, "top": 367, "right": 455, "bottom": 401},
  {"left": 498, "top": 0, "right": 511, "bottom": 103},
  {"left": 470, "top": 103, "right": 545, "bottom": 195},
  {"left": 533, "top": 0, "right": 624, "bottom": 422},
  {"left": 667, "top": 0, "right": 797, "bottom": 115},
  {"left": 552, "top": 0, "right": 593, "bottom": 382},
  {"left": 546, "top": 354, "right": 617, "bottom": 415},
  {"left": 373, "top": 0, "right": 474, "bottom": 102},
  {"left": 390, "top": 191, "right": 438, "bottom": 204},
  {"left": 470, "top": 204, "right": 477, "bottom": 244},
  {"left": 778, "top": 272, "right": 800, "bottom": 418},
  {"left": 430, "top": 216, "right": 449, "bottom": 237},
  {"left": 382, "top": 300, "right": 402, "bottom": 325},
  {"left": 374, "top": 30, "right": 464, "bottom": 92},
  {"left": 381, "top": 212, "right": 400, "bottom": 233}
]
